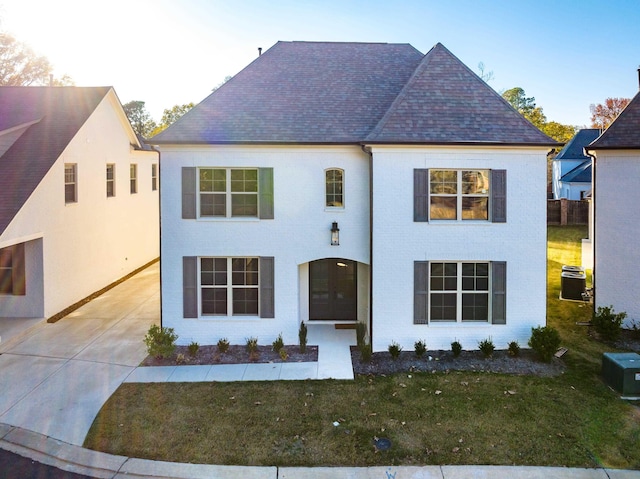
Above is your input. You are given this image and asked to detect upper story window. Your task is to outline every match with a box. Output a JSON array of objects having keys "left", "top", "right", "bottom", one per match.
[
  {"left": 430, "top": 170, "right": 489, "bottom": 220},
  {"left": 106, "top": 164, "right": 115, "bottom": 197},
  {"left": 325, "top": 168, "right": 344, "bottom": 208},
  {"left": 199, "top": 168, "right": 258, "bottom": 217},
  {"left": 152, "top": 164, "right": 158, "bottom": 191},
  {"left": 64, "top": 163, "right": 77, "bottom": 203},
  {"left": 130, "top": 164, "right": 138, "bottom": 194}
]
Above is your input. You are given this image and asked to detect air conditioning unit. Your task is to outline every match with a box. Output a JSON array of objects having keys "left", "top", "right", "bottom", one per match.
[{"left": 602, "top": 352, "right": 640, "bottom": 398}]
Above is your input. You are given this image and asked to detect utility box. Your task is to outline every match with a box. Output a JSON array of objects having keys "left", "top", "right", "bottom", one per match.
[{"left": 602, "top": 352, "right": 640, "bottom": 397}]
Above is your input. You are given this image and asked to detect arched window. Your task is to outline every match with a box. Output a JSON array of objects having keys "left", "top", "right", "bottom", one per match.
[{"left": 325, "top": 168, "right": 344, "bottom": 207}]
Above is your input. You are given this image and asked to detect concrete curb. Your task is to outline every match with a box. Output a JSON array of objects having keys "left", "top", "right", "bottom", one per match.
[{"left": 1, "top": 423, "right": 638, "bottom": 479}]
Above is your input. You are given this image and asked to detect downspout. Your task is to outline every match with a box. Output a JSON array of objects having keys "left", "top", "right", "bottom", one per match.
[
  {"left": 149, "top": 144, "right": 163, "bottom": 328},
  {"left": 585, "top": 148, "right": 597, "bottom": 316},
  {"left": 361, "top": 144, "right": 374, "bottom": 346}
]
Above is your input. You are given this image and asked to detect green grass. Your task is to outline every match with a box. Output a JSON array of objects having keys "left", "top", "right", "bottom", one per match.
[{"left": 84, "top": 226, "right": 640, "bottom": 468}]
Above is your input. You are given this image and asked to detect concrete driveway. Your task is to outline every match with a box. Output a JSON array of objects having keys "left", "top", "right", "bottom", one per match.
[{"left": 0, "top": 262, "right": 159, "bottom": 446}]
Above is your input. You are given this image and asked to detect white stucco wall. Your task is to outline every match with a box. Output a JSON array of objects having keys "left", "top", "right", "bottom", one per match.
[
  {"left": 594, "top": 150, "right": 640, "bottom": 326},
  {"left": 159, "top": 145, "right": 370, "bottom": 346},
  {"left": 370, "top": 146, "right": 548, "bottom": 351},
  {"left": 0, "top": 90, "right": 159, "bottom": 318}
]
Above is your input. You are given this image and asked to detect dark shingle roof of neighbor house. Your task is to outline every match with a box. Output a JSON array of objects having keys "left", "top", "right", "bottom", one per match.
[
  {"left": 555, "top": 128, "right": 601, "bottom": 160},
  {"left": 0, "top": 86, "right": 111, "bottom": 236},
  {"left": 561, "top": 160, "right": 592, "bottom": 183},
  {"left": 151, "top": 41, "right": 559, "bottom": 147},
  {"left": 588, "top": 91, "right": 640, "bottom": 150}
]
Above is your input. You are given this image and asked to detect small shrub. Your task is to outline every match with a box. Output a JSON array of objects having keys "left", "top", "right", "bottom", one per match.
[
  {"left": 478, "top": 337, "right": 495, "bottom": 358},
  {"left": 508, "top": 340, "right": 521, "bottom": 357},
  {"left": 187, "top": 341, "right": 199, "bottom": 357},
  {"left": 143, "top": 324, "right": 178, "bottom": 359},
  {"left": 217, "top": 338, "right": 230, "bottom": 354},
  {"left": 299, "top": 322, "right": 308, "bottom": 353},
  {"left": 356, "top": 322, "right": 367, "bottom": 348},
  {"left": 279, "top": 348, "right": 288, "bottom": 360},
  {"left": 592, "top": 305, "right": 627, "bottom": 342},
  {"left": 451, "top": 340, "right": 462, "bottom": 358},
  {"left": 528, "top": 326, "right": 561, "bottom": 363},
  {"left": 360, "top": 343, "right": 372, "bottom": 363},
  {"left": 246, "top": 337, "right": 258, "bottom": 354},
  {"left": 414, "top": 339, "right": 427, "bottom": 358},
  {"left": 272, "top": 333, "right": 284, "bottom": 353},
  {"left": 175, "top": 353, "right": 186, "bottom": 365},
  {"left": 388, "top": 341, "right": 402, "bottom": 359}
]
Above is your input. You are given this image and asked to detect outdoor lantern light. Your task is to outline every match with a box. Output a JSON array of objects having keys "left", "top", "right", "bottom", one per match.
[{"left": 331, "top": 221, "right": 340, "bottom": 246}]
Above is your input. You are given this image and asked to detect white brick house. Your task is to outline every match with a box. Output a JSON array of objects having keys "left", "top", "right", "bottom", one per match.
[
  {"left": 152, "top": 42, "right": 558, "bottom": 351},
  {"left": 0, "top": 87, "right": 159, "bottom": 320}
]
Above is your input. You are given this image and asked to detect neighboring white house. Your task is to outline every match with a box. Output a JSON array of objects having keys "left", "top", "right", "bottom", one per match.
[
  {"left": 586, "top": 89, "right": 640, "bottom": 327},
  {"left": 0, "top": 87, "right": 159, "bottom": 320},
  {"left": 552, "top": 129, "right": 600, "bottom": 200},
  {"left": 151, "top": 41, "right": 558, "bottom": 351}
]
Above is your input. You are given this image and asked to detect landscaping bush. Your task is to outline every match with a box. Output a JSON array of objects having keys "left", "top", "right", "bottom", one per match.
[
  {"left": 359, "top": 343, "right": 372, "bottom": 363},
  {"left": 528, "top": 326, "right": 561, "bottom": 362},
  {"left": 414, "top": 339, "right": 427, "bottom": 358},
  {"left": 187, "top": 341, "right": 199, "bottom": 357},
  {"left": 246, "top": 337, "right": 258, "bottom": 354},
  {"left": 279, "top": 348, "right": 288, "bottom": 360},
  {"left": 451, "top": 340, "right": 462, "bottom": 358},
  {"left": 508, "top": 340, "right": 521, "bottom": 357},
  {"left": 143, "top": 324, "right": 178, "bottom": 359},
  {"left": 272, "top": 333, "right": 284, "bottom": 353},
  {"left": 217, "top": 338, "right": 230, "bottom": 354},
  {"left": 299, "top": 321, "right": 308, "bottom": 353},
  {"left": 592, "top": 305, "right": 627, "bottom": 342},
  {"left": 388, "top": 341, "right": 402, "bottom": 359},
  {"left": 478, "top": 337, "right": 495, "bottom": 358}
]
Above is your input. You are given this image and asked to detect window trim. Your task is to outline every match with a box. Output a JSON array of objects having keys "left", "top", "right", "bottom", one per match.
[
  {"left": 64, "top": 163, "right": 77, "bottom": 204},
  {"left": 106, "top": 164, "right": 116, "bottom": 197},
  {"left": 429, "top": 169, "right": 490, "bottom": 222},
  {"left": 198, "top": 167, "right": 259, "bottom": 218},
  {"left": 130, "top": 164, "right": 138, "bottom": 194},
  {"left": 325, "top": 168, "right": 344, "bottom": 209}
]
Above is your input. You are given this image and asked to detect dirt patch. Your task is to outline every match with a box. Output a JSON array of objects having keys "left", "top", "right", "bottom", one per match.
[{"left": 141, "top": 345, "right": 318, "bottom": 367}]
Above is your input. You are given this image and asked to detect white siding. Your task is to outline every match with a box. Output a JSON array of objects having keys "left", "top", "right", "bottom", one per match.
[
  {"left": 0, "top": 91, "right": 159, "bottom": 318},
  {"left": 159, "top": 145, "right": 370, "bottom": 345},
  {"left": 594, "top": 151, "right": 640, "bottom": 326},
  {"left": 370, "top": 146, "right": 548, "bottom": 351}
]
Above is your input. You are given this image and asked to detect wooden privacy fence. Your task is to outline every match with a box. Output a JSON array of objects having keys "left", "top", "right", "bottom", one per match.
[{"left": 547, "top": 199, "right": 589, "bottom": 225}]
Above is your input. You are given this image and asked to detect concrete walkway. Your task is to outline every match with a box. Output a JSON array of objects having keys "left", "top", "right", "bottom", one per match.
[{"left": 0, "top": 262, "right": 638, "bottom": 478}]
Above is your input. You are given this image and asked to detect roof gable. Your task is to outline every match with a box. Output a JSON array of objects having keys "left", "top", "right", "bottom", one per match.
[
  {"left": 589, "top": 91, "right": 640, "bottom": 150},
  {"left": 561, "top": 159, "right": 591, "bottom": 183},
  {"left": 0, "top": 86, "right": 111, "bottom": 235},
  {"left": 555, "top": 129, "right": 601, "bottom": 160}
]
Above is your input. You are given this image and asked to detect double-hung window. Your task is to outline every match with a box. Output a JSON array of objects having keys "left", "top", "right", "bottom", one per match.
[
  {"left": 0, "top": 244, "right": 25, "bottom": 295},
  {"left": 200, "top": 257, "right": 259, "bottom": 316},
  {"left": 152, "top": 164, "right": 158, "bottom": 191},
  {"left": 64, "top": 164, "right": 77, "bottom": 203},
  {"left": 325, "top": 168, "right": 344, "bottom": 207},
  {"left": 199, "top": 168, "right": 258, "bottom": 217},
  {"left": 106, "top": 164, "right": 115, "bottom": 197},
  {"left": 430, "top": 170, "right": 489, "bottom": 220},
  {"left": 414, "top": 261, "right": 506, "bottom": 324},
  {"left": 130, "top": 164, "right": 138, "bottom": 194}
]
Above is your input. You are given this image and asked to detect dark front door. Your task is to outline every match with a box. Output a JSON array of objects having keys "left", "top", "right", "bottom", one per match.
[{"left": 309, "top": 259, "right": 357, "bottom": 320}]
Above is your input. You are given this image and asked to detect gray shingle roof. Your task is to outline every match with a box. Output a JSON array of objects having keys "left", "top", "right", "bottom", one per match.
[
  {"left": 151, "top": 41, "right": 558, "bottom": 147},
  {"left": 0, "top": 87, "right": 111, "bottom": 236},
  {"left": 588, "top": 91, "right": 640, "bottom": 150},
  {"left": 555, "top": 129, "right": 601, "bottom": 160}
]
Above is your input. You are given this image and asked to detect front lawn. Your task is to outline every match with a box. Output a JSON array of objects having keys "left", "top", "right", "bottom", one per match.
[{"left": 84, "top": 226, "right": 640, "bottom": 469}]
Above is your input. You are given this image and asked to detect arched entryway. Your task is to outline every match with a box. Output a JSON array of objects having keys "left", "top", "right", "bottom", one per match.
[{"left": 309, "top": 258, "right": 357, "bottom": 320}]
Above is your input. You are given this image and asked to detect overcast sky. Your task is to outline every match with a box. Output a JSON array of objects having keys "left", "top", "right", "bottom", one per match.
[{"left": 1, "top": 0, "right": 638, "bottom": 127}]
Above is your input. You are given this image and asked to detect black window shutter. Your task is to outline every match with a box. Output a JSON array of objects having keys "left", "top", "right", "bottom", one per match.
[
  {"left": 12, "top": 243, "right": 26, "bottom": 295},
  {"left": 182, "top": 167, "right": 196, "bottom": 219},
  {"left": 183, "top": 256, "right": 198, "bottom": 318},
  {"left": 414, "top": 169, "right": 429, "bottom": 222},
  {"left": 259, "top": 168, "right": 274, "bottom": 219},
  {"left": 491, "top": 261, "right": 506, "bottom": 324},
  {"left": 491, "top": 170, "right": 506, "bottom": 223},
  {"left": 414, "top": 261, "right": 429, "bottom": 324},
  {"left": 260, "top": 257, "right": 275, "bottom": 318}
]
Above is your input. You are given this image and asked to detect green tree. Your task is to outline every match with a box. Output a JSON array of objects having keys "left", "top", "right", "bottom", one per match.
[
  {"left": 0, "top": 32, "right": 72, "bottom": 86},
  {"left": 150, "top": 102, "right": 195, "bottom": 136},
  {"left": 502, "top": 87, "right": 537, "bottom": 117},
  {"left": 123, "top": 100, "right": 157, "bottom": 139},
  {"left": 590, "top": 97, "right": 630, "bottom": 130}
]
